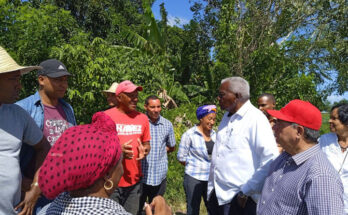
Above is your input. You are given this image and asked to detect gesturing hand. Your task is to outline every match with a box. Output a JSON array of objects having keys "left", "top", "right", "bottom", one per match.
[
  {"left": 122, "top": 139, "right": 133, "bottom": 159},
  {"left": 137, "top": 138, "right": 145, "bottom": 161}
]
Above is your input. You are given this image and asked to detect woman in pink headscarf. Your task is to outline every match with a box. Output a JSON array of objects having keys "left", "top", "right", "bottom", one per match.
[{"left": 37, "top": 112, "right": 170, "bottom": 215}]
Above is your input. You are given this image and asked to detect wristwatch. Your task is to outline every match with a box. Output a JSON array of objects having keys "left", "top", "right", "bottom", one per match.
[{"left": 237, "top": 191, "right": 248, "bottom": 200}]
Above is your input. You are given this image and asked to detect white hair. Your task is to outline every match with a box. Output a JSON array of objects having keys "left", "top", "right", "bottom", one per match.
[{"left": 221, "top": 77, "right": 250, "bottom": 99}]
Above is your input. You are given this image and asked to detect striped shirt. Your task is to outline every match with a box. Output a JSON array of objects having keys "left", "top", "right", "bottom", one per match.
[
  {"left": 257, "top": 144, "right": 344, "bottom": 215},
  {"left": 177, "top": 126, "right": 216, "bottom": 181},
  {"left": 141, "top": 116, "right": 176, "bottom": 186}
]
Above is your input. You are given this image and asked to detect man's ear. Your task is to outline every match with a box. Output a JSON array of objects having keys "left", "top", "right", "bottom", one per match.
[
  {"left": 296, "top": 125, "right": 305, "bottom": 137},
  {"left": 38, "top": 76, "right": 45, "bottom": 88},
  {"left": 115, "top": 94, "right": 122, "bottom": 103},
  {"left": 235, "top": 92, "right": 242, "bottom": 99}
]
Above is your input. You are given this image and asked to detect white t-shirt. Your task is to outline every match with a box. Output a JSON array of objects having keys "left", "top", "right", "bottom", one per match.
[{"left": 0, "top": 104, "right": 43, "bottom": 214}]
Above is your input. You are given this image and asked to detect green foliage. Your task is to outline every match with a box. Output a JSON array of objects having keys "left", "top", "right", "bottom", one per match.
[
  {"left": 320, "top": 113, "right": 330, "bottom": 135},
  {"left": 192, "top": 0, "right": 347, "bottom": 107},
  {"left": 48, "top": 37, "right": 168, "bottom": 124},
  {"left": 1, "top": 0, "right": 346, "bottom": 212}
]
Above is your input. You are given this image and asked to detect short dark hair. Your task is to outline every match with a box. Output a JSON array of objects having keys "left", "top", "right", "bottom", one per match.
[
  {"left": 292, "top": 123, "right": 320, "bottom": 143},
  {"left": 258, "top": 93, "right": 276, "bottom": 105},
  {"left": 145, "top": 95, "right": 159, "bottom": 105},
  {"left": 332, "top": 104, "right": 348, "bottom": 126}
]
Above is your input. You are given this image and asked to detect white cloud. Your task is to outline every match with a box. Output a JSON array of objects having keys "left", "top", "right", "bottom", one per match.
[
  {"left": 327, "top": 92, "right": 348, "bottom": 104},
  {"left": 167, "top": 14, "right": 190, "bottom": 27}
]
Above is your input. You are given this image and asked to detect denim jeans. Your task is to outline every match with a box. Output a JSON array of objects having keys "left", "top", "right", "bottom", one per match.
[
  {"left": 183, "top": 174, "right": 208, "bottom": 215},
  {"left": 110, "top": 182, "right": 142, "bottom": 215}
]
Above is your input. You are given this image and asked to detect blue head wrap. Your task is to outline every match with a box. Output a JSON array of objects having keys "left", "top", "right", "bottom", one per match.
[{"left": 196, "top": 105, "right": 217, "bottom": 120}]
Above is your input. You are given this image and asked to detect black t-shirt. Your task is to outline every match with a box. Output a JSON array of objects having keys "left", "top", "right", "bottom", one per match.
[{"left": 205, "top": 139, "right": 215, "bottom": 155}]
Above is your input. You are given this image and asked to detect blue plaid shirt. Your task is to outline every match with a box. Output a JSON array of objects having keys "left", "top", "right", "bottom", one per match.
[
  {"left": 257, "top": 144, "right": 344, "bottom": 215},
  {"left": 141, "top": 116, "right": 176, "bottom": 186},
  {"left": 177, "top": 126, "right": 216, "bottom": 181}
]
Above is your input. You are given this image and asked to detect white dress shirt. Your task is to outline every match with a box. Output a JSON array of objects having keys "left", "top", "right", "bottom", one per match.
[
  {"left": 207, "top": 100, "right": 279, "bottom": 205},
  {"left": 319, "top": 132, "right": 348, "bottom": 214}
]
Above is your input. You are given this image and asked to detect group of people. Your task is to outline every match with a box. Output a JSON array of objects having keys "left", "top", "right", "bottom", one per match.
[
  {"left": 0, "top": 44, "right": 347, "bottom": 215},
  {"left": 177, "top": 78, "right": 348, "bottom": 215},
  {"left": 0, "top": 46, "right": 172, "bottom": 215}
]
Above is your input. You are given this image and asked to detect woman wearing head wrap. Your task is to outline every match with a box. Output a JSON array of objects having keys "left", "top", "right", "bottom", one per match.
[
  {"left": 38, "top": 112, "right": 171, "bottom": 215},
  {"left": 319, "top": 104, "right": 348, "bottom": 214},
  {"left": 177, "top": 105, "right": 217, "bottom": 215}
]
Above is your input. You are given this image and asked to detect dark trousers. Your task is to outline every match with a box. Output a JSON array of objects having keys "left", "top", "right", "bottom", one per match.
[
  {"left": 110, "top": 182, "right": 142, "bottom": 215},
  {"left": 183, "top": 174, "right": 208, "bottom": 215},
  {"left": 207, "top": 190, "right": 256, "bottom": 215},
  {"left": 140, "top": 178, "right": 167, "bottom": 210}
]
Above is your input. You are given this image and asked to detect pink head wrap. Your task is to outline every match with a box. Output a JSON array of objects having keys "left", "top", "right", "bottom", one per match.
[{"left": 39, "top": 112, "right": 121, "bottom": 199}]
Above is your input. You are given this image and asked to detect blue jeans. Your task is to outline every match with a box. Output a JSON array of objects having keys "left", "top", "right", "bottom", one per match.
[{"left": 183, "top": 174, "right": 208, "bottom": 215}]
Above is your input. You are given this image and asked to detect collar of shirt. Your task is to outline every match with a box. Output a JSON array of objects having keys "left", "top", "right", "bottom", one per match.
[
  {"left": 147, "top": 114, "right": 164, "bottom": 125},
  {"left": 228, "top": 100, "right": 252, "bottom": 120},
  {"left": 33, "top": 91, "right": 71, "bottom": 110},
  {"left": 291, "top": 144, "right": 320, "bottom": 166}
]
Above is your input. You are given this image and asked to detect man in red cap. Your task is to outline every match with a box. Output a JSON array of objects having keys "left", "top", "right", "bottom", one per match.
[
  {"left": 257, "top": 99, "right": 344, "bottom": 215},
  {"left": 105, "top": 80, "right": 151, "bottom": 215}
]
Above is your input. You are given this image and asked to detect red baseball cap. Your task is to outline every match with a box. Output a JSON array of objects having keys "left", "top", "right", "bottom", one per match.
[
  {"left": 267, "top": 99, "right": 322, "bottom": 130},
  {"left": 115, "top": 80, "right": 143, "bottom": 96}
]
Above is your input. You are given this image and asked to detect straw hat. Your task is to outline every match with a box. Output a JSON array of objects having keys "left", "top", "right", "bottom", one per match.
[
  {"left": 103, "top": 82, "right": 119, "bottom": 94},
  {"left": 0, "top": 46, "right": 42, "bottom": 75}
]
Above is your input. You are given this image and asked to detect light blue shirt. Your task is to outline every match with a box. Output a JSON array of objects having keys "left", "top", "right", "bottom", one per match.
[
  {"left": 141, "top": 116, "right": 176, "bottom": 186},
  {"left": 16, "top": 91, "right": 76, "bottom": 130},
  {"left": 319, "top": 132, "right": 348, "bottom": 214},
  {"left": 16, "top": 91, "right": 76, "bottom": 171},
  {"left": 177, "top": 125, "right": 216, "bottom": 181}
]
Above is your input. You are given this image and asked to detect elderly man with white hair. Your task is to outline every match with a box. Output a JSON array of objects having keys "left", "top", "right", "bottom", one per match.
[{"left": 207, "top": 77, "right": 279, "bottom": 215}]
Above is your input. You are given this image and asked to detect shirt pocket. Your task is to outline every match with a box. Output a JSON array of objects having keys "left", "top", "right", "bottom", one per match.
[{"left": 224, "top": 134, "right": 249, "bottom": 151}]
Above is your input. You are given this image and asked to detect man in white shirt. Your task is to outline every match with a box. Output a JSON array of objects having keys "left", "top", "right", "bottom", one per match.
[{"left": 207, "top": 77, "right": 279, "bottom": 215}]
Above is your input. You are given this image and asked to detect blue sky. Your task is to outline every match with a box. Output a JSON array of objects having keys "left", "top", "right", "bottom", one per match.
[
  {"left": 152, "top": 1, "right": 347, "bottom": 104},
  {"left": 152, "top": 0, "right": 193, "bottom": 26}
]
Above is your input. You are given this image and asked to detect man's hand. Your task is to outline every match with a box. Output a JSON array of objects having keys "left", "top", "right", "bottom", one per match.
[
  {"left": 136, "top": 139, "right": 145, "bottom": 161},
  {"left": 122, "top": 139, "right": 133, "bottom": 159},
  {"left": 145, "top": 196, "right": 171, "bottom": 215},
  {"left": 136, "top": 138, "right": 150, "bottom": 161},
  {"left": 15, "top": 183, "right": 41, "bottom": 215},
  {"left": 142, "top": 140, "right": 150, "bottom": 156}
]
